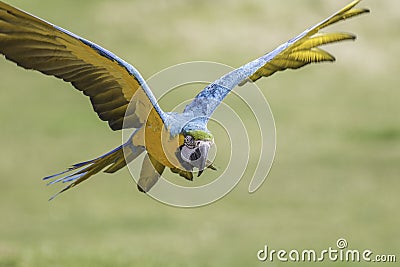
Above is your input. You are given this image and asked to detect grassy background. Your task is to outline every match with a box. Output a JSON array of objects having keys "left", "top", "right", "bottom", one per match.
[{"left": 0, "top": 0, "right": 399, "bottom": 266}]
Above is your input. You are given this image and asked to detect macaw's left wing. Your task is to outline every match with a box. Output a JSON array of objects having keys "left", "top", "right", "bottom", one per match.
[
  {"left": 241, "top": 0, "right": 370, "bottom": 85},
  {"left": 184, "top": 0, "right": 369, "bottom": 118},
  {"left": 0, "top": 1, "right": 165, "bottom": 131}
]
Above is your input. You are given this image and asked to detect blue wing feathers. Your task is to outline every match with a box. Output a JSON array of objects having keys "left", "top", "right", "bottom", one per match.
[
  {"left": 52, "top": 24, "right": 137, "bottom": 77},
  {"left": 184, "top": 0, "right": 367, "bottom": 121},
  {"left": 52, "top": 25, "right": 166, "bottom": 122},
  {"left": 0, "top": 1, "right": 167, "bottom": 128}
]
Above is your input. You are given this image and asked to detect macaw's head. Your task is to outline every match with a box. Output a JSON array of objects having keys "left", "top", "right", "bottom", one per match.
[{"left": 179, "top": 130, "right": 214, "bottom": 177}]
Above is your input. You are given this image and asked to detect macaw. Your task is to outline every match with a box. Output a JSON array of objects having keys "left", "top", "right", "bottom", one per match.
[{"left": 0, "top": 1, "right": 369, "bottom": 199}]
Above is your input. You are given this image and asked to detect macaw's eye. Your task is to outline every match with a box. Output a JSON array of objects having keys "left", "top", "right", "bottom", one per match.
[{"left": 184, "top": 135, "right": 195, "bottom": 149}]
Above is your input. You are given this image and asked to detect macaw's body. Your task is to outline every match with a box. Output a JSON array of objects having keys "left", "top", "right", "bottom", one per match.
[{"left": 0, "top": 1, "right": 369, "bottom": 199}]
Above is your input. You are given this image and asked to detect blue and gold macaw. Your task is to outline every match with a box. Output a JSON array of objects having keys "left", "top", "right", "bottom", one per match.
[{"left": 0, "top": 1, "right": 369, "bottom": 198}]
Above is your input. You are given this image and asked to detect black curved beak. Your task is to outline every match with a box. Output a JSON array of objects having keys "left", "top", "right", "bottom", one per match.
[{"left": 197, "top": 141, "right": 211, "bottom": 177}]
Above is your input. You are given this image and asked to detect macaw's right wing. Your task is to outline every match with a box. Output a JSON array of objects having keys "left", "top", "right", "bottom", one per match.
[
  {"left": 184, "top": 0, "right": 369, "bottom": 119},
  {"left": 0, "top": 1, "right": 165, "bottom": 131}
]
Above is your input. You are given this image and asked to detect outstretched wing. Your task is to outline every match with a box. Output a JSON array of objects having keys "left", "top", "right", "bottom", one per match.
[
  {"left": 0, "top": 1, "right": 165, "bottom": 130},
  {"left": 184, "top": 0, "right": 369, "bottom": 118},
  {"left": 242, "top": 0, "right": 369, "bottom": 84}
]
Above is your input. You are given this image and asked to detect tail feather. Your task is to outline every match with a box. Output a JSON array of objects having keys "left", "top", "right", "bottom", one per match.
[
  {"left": 104, "top": 144, "right": 141, "bottom": 173},
  {"left": 45, "top": 141, "right": 144, "bottom": 200},
  {"left": 103, "top": 157, "right": 126, "bottom": 173}
]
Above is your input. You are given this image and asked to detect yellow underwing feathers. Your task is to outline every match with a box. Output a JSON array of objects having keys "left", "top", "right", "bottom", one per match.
[{"left": 244, "top": 0, "right": 369, "bottom": 84}]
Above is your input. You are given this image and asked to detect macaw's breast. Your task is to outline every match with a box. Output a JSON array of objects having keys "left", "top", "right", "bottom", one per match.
[{"left": 132, "top": 109, "right": 184, "bottom": 169}]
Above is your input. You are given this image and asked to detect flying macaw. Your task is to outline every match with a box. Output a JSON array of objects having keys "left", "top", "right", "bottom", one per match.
[{"left": 0, "top": 1, "right": 369, "bottom": 199}]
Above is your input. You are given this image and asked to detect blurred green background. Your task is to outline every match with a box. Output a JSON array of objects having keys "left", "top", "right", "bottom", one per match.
[{"left": 0, "top": 0, "right": 399, "bottom": 266}]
